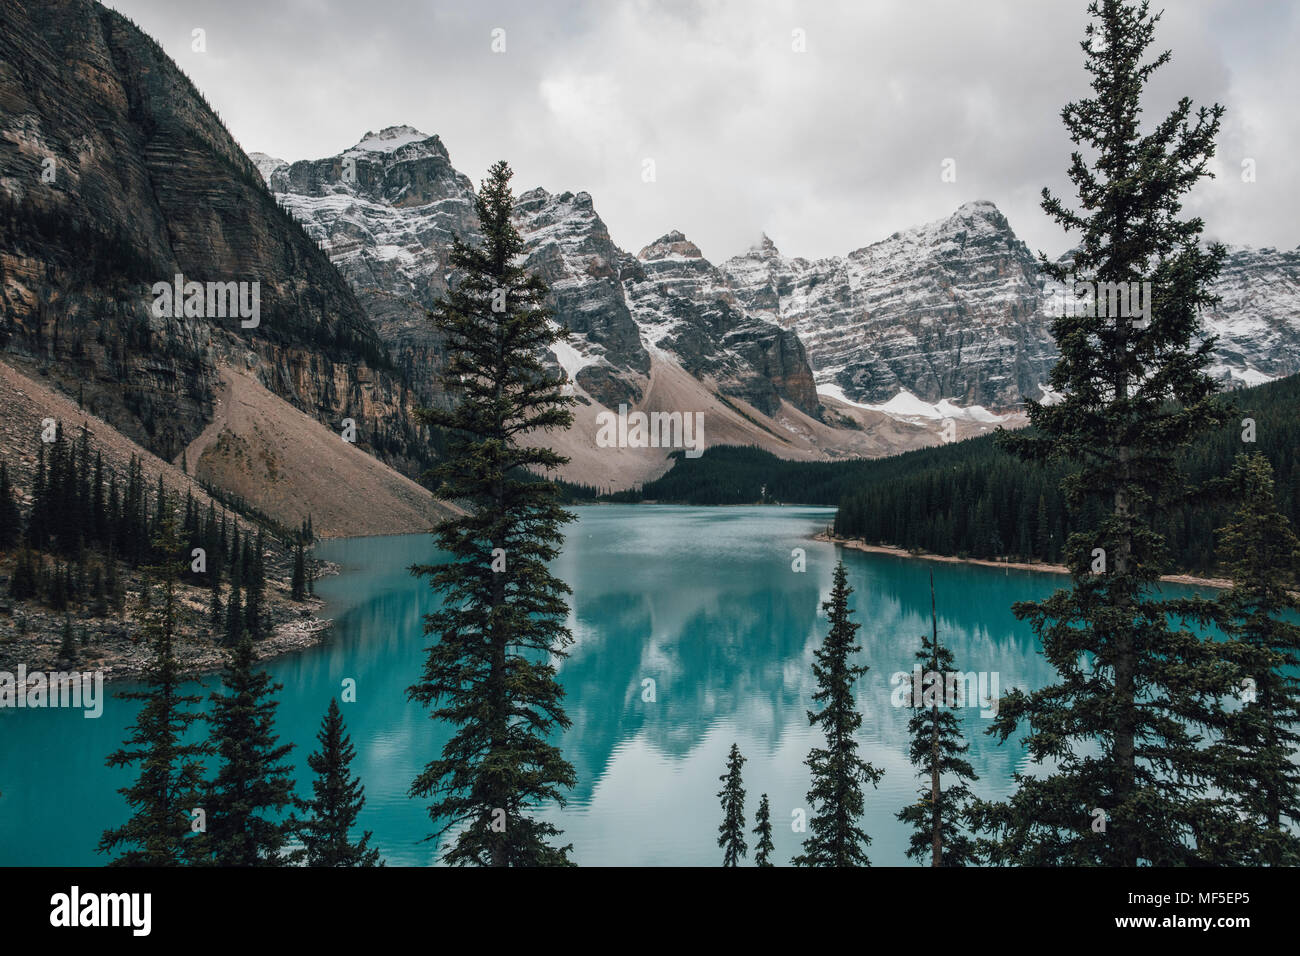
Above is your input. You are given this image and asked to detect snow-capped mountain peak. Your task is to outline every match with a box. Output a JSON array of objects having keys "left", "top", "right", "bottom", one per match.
[
  {"left": 638, "top": 230, "right": 704, "bottom": 262},
  {"left": 349, "top": 125, "right": 438, "bottom": 155},
  {"left": 248, "top": 151, "right": 287, "bottom": 184}
]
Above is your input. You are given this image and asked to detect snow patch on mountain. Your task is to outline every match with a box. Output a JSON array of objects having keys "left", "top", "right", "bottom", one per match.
[
  {"left": 551, "top": 334, "right": 599, "bottom": 384},
  {"left": 249, "top": 152, "right": 287, "bottom": 183},
  {"left": 817, "top": 384, "right": 1009, "bottom": 424},
  {"left": 351, "top": 125, "right": 433, "bottom": 153}
]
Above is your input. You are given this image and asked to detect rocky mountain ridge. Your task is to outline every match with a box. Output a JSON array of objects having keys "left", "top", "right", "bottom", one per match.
[
  {"left": 721, "top": 201, "right": 1300, "bottom": 406},
  {"left": 0, "top": 0, "right": 441, "bottom": 532}
]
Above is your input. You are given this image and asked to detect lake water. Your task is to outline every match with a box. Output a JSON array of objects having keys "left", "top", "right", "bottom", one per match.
[{"left": 0, "top": 505, "right": 1226, "bottom": 866}]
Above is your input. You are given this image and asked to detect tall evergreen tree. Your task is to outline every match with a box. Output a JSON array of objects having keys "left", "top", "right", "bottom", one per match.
[
  {"left": 225, "top": 546, "right": 243, "bottom": 647},
  {"left": 1198, "top": 454, "right": 1300, "bottom": 864},
  {"left": 57, "top": 614, "right": 76, "bottom": 664},
  {"left": 98, "top": 518, "right": 208, "bottom": 865},
  {"left": 408, "top": 160, "right": 578, "bottom": 867},
  {"left": 0, "top": 461, "right": 20, "bottom": 549},
  {"left": 209, "top": 574, "right": 224, "bottom": 630},
  {"left": 793, "top": 561, "right": 883, "bottom": 867},
  {"left": 91, "top": 451, "right": 106, "bottom": 545},
  {"left": 200, "top": 635, "right": 296, "bottom": 865},
  {"left": 10, "top": 548, "right": 38, "bottom": 601},
  {"left": 292, "top": 698, "right": 383, "bottom": 867},
  {"left": 978, "top": 0, "right": 1232, "bottom": 866},
  {"left": 104, "top": 546, "right": 123, "bottom": 613},
  {"left": 27, "top": 444, "right": 47, "bottom": 550},
  {"left": 291, "top": 542, "right": 307, "bottom": 601},
  {"left": 152, "top": 473, "right": 167, "bottom": 557},
  {"left": 1035, "top": 494, "right": 1050, "bottom": 561},
  {"left": 76, "top": 427, "right": 91, "bottom": 534},
  {"left": 897, "top": 574, "right": 980, "bottom": 866},
  {"left": 244, "top": 530, "right": 265, "bottom": 637},
  {"left": 752, "top": 793, "right": 775, "bottom": 867},
  {"left": 717, "top": 742, "right": 748, "bottom": 867}
]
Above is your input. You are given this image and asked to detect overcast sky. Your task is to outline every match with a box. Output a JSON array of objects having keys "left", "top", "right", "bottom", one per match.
[{"left": 107, "top": 0, "right": 1300, "bottom": 264}]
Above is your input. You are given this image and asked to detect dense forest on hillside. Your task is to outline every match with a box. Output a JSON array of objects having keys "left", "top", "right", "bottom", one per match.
[
  {"left": 612, "top": 374, "right": 1300, "bottom": 575},
  {"left": 0, "top": 423, "right": 313, "bottom": 645}
]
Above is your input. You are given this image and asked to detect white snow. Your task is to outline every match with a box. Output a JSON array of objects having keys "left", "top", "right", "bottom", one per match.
[
  {"left": 934, "top": 398, "right": 1003, "bottom": 423},
  {"left": 1210, "top": 364, "right": 1277, "bottom": 387},
  {"left": 817, "top": 385, "right": 1010, "bottom": 424},
  {"left": 1037, "top": 383, "right": 1066, "bottom": 406},
  {"left": 351, "top": 126, "right": 430, "bottom": 153},
  {"left": 372, "top": 244, "right": 415, "bottom": 264},
  {"left": 248, "top": 152, "right": 287, "bottom": 184},
  {"left": 551, "top": 335, "right": 597, "bottom": 383}
]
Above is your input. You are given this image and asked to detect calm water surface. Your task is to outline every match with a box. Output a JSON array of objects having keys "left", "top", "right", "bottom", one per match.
[{"left": 0, "top": 505, "right": 1226, "bottom": 865}]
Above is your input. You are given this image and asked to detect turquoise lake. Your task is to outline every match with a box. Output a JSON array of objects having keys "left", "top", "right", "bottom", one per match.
[{"left": 0, "top": 504, "right": 1228, "bottom": 866}]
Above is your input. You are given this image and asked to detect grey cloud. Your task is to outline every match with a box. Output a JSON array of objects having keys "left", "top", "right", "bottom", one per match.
[{"left": 108, "top": 0, "right": 1298, "bottom": 263}]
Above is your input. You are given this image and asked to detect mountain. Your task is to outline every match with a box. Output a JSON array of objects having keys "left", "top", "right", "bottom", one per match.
[
  {"left": 0, "top": 0, "right": 448, "bottom": 533},
  {"left": 511, "top": 186, "right": 650, "bottom": 407},
  {"left": 721, "top": 201, "right": 1300, "bottom": 406},
  {"left": 722, "top": 201, "right": 1059, "bottom": 408},
  {"left": 262, "top": 128, "right": 953, "bottom": 487},
  {"left": 1201, "top": 244, "right": 1300, "bottom": 386},
  {"left": 627, "top": 229, "right": 818, "bottom": 416}
]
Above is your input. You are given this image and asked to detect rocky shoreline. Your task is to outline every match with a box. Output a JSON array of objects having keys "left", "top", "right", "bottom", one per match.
[
  {"left": 815, "top": 532, "right": 1234, "bottom": 591},
  {"left": 0, "top": 560, "right": 342, "bottom": 685}
]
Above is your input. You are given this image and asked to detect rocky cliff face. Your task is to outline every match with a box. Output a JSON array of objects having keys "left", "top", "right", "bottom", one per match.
[
  {"left": 261, "top": 128, "right": 822, "bottom": 419},
  {"left": 721, "top": 201, "right": 1057, "bottom": 408},
  {"left": 627, "top": 230, "right": 818, "bottom": 415},
  {"left": 261, "top": 127, "right": 479, "bottom": 405},
  {"left": 1201, "top": 244, "right": 1300, "bottom": 386},
  {"left": 0, "top": 0, "right": 430, "bottom": 480},
  {"left": 512, "top": 187, "right": 649, "bottom": 407},
  {"left": 721, "top": 201, "right": 1300, "bottom": 407}
]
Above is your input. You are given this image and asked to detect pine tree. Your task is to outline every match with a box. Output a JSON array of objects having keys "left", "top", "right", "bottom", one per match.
[
  {"left": 98, "top": 518, "right": 208, "bottom": 866},
  {"left": 199, "top": 635, "right": 296, "bottom": 866},
  {"left": 290, "top": 542, "right": 307, "bottom": 601},
  {"left": 49, "top": 562, "right": 68, "bottom": 611},
  {"left": 204, "top": 501, "right": 219, "bottom": 573},
  {"left": 0, "top": 461, "right": 20, "bottom": 549},
  {"left": 717, "top": 742, "right": 748, "bottom": 866},
  {"left": 90, "top": 564, "right": 107, "bottom": 617},
  {"left": 76, "top": 427, "right": 90, "bottom": 535},
  {"left": 27, "top": 444, "right": 47, "bottom": 550},
  {"left": 92, "top": 451, "right": 106, "bottom": 545},
  {"left": 209, "top": 576, "right": 224, "bottom": 630},
  {"left": 793, "top": 561, "right": 883, "bottom": 867},
  {"left": 752, "top": 793, "right": 775, "bottom": 867},
  {"left": 1035, "top": 494, "right": 1050, "bottom": 562},
  {"left": 225, "top": 552, "right": 243, "bottom": 647},
  {"left": 408, "top": 160, "right": 578, "bottom": 867},
  {"left": 244, "top": 530, "right": 265, "bottom": 637},
  {"left": 1197, "top": 454, "right": 1300, "bottom": 864},
  {"left": 979, "top": 0, "right": 1232, "bottom": 866},
  {"left": 104, "top": 547, "right": 123, "bottom": 613},
  {"left": 9, "top": 548, "right": 38, "bottom": 601},
  {"left": 897, "top": 573, "right": 979, "bottom": 865},
  {"left": 292, "top": 698, "right": 383, "bottom": 867},
  {"left": 152, "top": 473, "right": 167, "bottom": 557}
]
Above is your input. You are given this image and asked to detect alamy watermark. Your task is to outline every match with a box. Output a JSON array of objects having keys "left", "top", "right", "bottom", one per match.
[
  {"left": 0, "top": 666, "right": 104, "bottom": 718},
  {"left": 1045, "top": 275, "right": 1152, "bottom": 329},
  {"left": 890, "top": 664, "right": 1000, "bottom": 718},
  {"left": 595, "top": 404, "right": 704, "bottom": 459},
  {"left": 50, "top": 886, "right": 150, "bottom": 936},
  {"left": 151, "top": 273, "right": 260, "bottom": 328}
]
